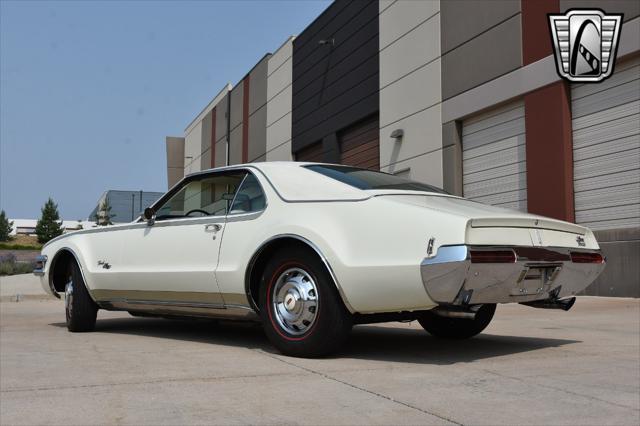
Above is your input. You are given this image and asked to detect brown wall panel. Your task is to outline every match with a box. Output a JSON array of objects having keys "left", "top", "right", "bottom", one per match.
[
  {"left": 295, "top": 141, "right": 324, "bottom": 162},
  {"left": 522, "top": 0, "right": 559, "bottom": 66},
  {"left": 524, "top": 81, "right": 575, "bottom": 222}
]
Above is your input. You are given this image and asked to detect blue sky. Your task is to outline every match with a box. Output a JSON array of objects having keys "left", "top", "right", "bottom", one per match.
[{"left": 0, "top": 0, "right": 330, "bottom": 220}]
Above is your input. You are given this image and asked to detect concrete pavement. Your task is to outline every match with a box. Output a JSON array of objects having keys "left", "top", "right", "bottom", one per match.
[
  {"left": 1, "top": 295, "right": 638, "bottom": 425},
  {"left": 0, "top": 273, "right": 49, "bottom": 302}
]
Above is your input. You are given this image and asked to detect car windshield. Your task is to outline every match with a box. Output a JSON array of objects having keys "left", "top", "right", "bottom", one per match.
[{"left": 305, "top": 165, "right": 448, "bottom": 194}]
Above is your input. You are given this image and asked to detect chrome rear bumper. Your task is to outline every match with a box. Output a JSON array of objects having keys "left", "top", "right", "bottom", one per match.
[{"left": 420, "top": 245, "right": 605, "bottom": 305}]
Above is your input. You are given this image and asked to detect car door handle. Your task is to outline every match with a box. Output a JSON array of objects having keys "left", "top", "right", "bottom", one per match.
[{"left": 205, "top": 224, "right": 222, "bottom": 232}]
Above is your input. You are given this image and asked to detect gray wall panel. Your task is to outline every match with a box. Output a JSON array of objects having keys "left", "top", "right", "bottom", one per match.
[
  {"left": 441, "top": 0, "right": 521, "bottom": 54},
  {"left": 561, "top": 0, "right": 639, "bottom": 22},
  {"left": 165, "top": 136, "right": 185, "bottom": 189},
  {"left": 249, "top": 57, "right": 269, "bottom": 115},
  {"left": 200, "top": 111, "right": 212, "bottom": 170},
  {"left": 230, "top": 83, "right": 244, "bottom": 132},
  {"left": 248, "top": 105, "right": 267, "bottom": 162},
  {"left": 442, "top": 14, "right": 522, "bottom": 100}
]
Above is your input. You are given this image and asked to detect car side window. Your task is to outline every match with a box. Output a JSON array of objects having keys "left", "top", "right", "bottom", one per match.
[
  {"left": 155, "top": 172, "right": 246, "bottom": 220},
  {"left": 229, "top": 173, "right": 266, "bottom": 214}
]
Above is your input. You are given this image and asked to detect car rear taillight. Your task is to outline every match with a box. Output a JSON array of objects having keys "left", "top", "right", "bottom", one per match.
[
  {"left": 469, "top": 250, "right": 517, "bottom": 263},
  {"left": 570, "top": 252, "right": 605, "bottom": 264}
]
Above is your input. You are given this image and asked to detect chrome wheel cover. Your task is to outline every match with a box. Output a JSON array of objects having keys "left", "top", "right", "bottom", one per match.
[
  {"left": 271, "top": 267, "right": 318, "bottom": 335},
  {"left": 64, "top": 278, "right": 74, "bottom": 322}
]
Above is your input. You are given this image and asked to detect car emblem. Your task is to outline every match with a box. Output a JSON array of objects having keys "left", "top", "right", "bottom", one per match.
[
  {"left": 534, "top": 229, "right": 544, "bottom": 245},
  {"left": 427, "top": 237, "right": 435, "bottom": 257},
  {"left": 548, "top": 9, "right": 622, "bottom": 82},
  {"left": 576, "top": 236, "right": 586, "bottom": 247}
]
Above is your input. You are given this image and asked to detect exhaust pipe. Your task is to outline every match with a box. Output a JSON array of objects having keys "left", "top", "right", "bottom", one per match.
[
  {"left": 520, "top": 296, "right": 576, "bottom": 311},
  {"left": 431, "top": 307, "right": 477, "bottom": 319}
]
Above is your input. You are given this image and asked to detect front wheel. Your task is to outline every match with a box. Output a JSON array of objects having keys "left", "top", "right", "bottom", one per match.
[
  {"left": 259, "top": 247, "right": 352, "bottom": 357},
  {"left": 418, "top": 304, "right": 496, "bottom": 339},
  {"left": 65, "top": 260, "right": 98, "bottom": 332}
]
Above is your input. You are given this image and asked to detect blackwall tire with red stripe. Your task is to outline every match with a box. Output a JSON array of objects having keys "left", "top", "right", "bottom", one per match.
[{"left": 259, "top": 246, "right": 352, "bottom": 357}]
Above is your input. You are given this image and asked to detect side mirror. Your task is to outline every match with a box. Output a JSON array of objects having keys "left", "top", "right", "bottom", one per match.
[{"left": 143, "top": 207, "right": 156, "bottom": 226}]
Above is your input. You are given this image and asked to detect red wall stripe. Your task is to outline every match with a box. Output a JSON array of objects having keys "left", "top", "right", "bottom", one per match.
[
  {"left": 521, "top": 0, "right": 559, "bottom": 65},
  {"left": 242, "top": 76, "right": 250, "bottom": 163},
  {"left": 521, "top": 0, "right": 575, "bottom": 222},
  {"left": 211, "top": 107, "right": 216, "bottom": 168}
]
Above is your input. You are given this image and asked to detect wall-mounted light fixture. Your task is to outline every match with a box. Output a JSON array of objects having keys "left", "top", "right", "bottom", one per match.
[
  {"left": 390, "top": 129, "right": 404, "bottom": 140},
  {"left": 318, "top": 38, "right": 335, "bottom": 46}
]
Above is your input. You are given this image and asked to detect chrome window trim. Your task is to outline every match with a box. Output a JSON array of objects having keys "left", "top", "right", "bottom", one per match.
[{"left": 226, "top": 170, "right": 269, "bottom": 217}]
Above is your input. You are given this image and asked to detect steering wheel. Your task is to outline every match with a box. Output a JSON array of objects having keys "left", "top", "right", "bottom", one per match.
[{"left": 185, "top": 209, "right": 210, "bottom": 217}]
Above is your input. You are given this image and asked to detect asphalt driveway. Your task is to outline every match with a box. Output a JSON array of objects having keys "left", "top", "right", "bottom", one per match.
[{"left": 1, "top": 295, "right": 638, "bottom": 425}]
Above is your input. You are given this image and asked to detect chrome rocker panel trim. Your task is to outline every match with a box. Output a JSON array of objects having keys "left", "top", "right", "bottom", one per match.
[
  {"left": 420, "top": 245, "right": 606, "bottom": 305},
  {"left": 98, "top": 299, "right": 259, "bottom": 321}
]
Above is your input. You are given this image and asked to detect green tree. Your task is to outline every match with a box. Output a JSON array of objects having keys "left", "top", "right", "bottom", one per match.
[
  {"left": 0, "top": 210, "right": 13, "bottom": 242},
  {"left": 35, "top": 198, "right": 64, "bottom": 243},
  {"left": 94, "top": 197, "right": 115, "bottom": 226}
]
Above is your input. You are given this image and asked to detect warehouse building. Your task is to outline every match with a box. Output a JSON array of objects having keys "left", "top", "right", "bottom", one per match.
[
  {"left": 165, "top": 0, "right": 639, "bottom": 296},
  {"left": 88, "top": 190, "right": 164, "bottom": 224}
]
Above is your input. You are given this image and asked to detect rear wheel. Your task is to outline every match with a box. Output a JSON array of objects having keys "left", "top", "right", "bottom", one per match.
[
  {"left": 418, "top": 304, "right": 496, "bottom": 339},
  {"left": 65, "top": 260, "right": 98, "bottom": 332},
  {"left": 259, "top": 247, "right": 352, "bottom": 357}
]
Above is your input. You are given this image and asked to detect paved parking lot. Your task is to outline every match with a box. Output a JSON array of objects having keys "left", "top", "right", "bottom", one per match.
[{"left": 1, "top": 296, "right": 638, "bottom": 425}]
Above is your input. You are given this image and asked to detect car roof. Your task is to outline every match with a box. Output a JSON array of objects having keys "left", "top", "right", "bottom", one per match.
[{"left": 185, "top": 162, "right": 371, "bottom": 202}]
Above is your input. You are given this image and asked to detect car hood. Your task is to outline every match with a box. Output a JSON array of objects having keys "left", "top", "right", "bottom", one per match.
[{"left": 371, "top": 192, "right": 587, "bottom": 235}]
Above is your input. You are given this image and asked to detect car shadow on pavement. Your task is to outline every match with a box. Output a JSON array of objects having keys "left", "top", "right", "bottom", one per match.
[
  {"left": 343, "top": 325, "right": 580, "bottom": 365},
  {"left": 50, "top": 316, "right": 580, "bottom": 364}
]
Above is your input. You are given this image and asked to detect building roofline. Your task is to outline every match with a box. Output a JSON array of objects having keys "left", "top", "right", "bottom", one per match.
[{"left": 184, "top": 83, "right": 233, "bottom": 134}]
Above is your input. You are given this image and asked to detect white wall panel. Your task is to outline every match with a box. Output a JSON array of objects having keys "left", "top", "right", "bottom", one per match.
[
  {"left": 462, "top": 99, "right": 527, "bottom": 211},
  {"left": 572, "top": 56, "right": 640, "bottom": 230}
]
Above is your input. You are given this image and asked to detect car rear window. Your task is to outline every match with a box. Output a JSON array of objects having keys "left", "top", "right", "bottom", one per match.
[{"left": 305, "top": 165, "right": 448, "bottom": 194}]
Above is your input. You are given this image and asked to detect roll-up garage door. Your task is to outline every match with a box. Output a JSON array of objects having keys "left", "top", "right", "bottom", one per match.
[
  {"left": 571, "top": 56, "right": 640, "bottom": 230},
  {"left": 462, "top": 100, "right": 527, "bottom": 211},
  {"left": 295, "top": 141, "right": 323, "bottom": 162},
  {"left": 338, "top": 114, "right": 380, "bottom": 170}
]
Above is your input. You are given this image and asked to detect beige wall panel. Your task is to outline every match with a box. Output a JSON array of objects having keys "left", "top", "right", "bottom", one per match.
[
  {"left": 230, "top": 83, "right": 244, "bottom": 131},
  {"left": 166, "top": 136, "right": 185, "bottom": 189},
  {"left": 184, "top": 121, "right": 202, "bottom": 175},
  {"left": 267, "top": 38, "right": 293, "bottom": 161},
  {"left": 165, "top": 136, "right": 185, "bottom": 168},
  {"left": 379, "top": 0, "right": 440, "bottom": 50},
  {"left": 381, "top": 149, "right": 444, "bottom": 188},
  {"left": 229, "top": 127, "right": 243, "bottom": 165},
  {"left": 215, "top": 95, "right": 228, "bottom": 145},
  {"left": 249, "top": 58, "right": 269, "bottom": 115},
  {"left": 380, "top": 58, "right": 441, "bottom": 128},
  {"left": 268, "top": 58, "right": 292, "bottom": 103},
  {"left": 380, "top": 104, "right": 442, "bottom": 168},
  {"left": 268, "top": 37, "right": 294, "bottom": 76},
  {"left": 248, "top": 105, "right": 267, "bottom": 162},
  {"left": 167, "top": 168, "right": 184, "bottom": 189},
  {"left": 266, "top": 140, "right": 293, "bottom": 162},
  {"left": 200, "top": 111, "right": 213, "bottom": 170},
  {"left": 267, "top": 111, "right": 292, "bottom": 151},
  {"left": 380, "top": 14, "right": 440, "bottom": 88},
  {"left": 214, "top": 140, "right": 226, "bottom": 168},
  {"left": 267, "top": 85, "right": 292, "bottom": 127}
]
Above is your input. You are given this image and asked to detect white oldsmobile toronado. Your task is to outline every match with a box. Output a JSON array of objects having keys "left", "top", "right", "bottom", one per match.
[{"left": 35, "top": 162, "right": 605, "bottom": 357}]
